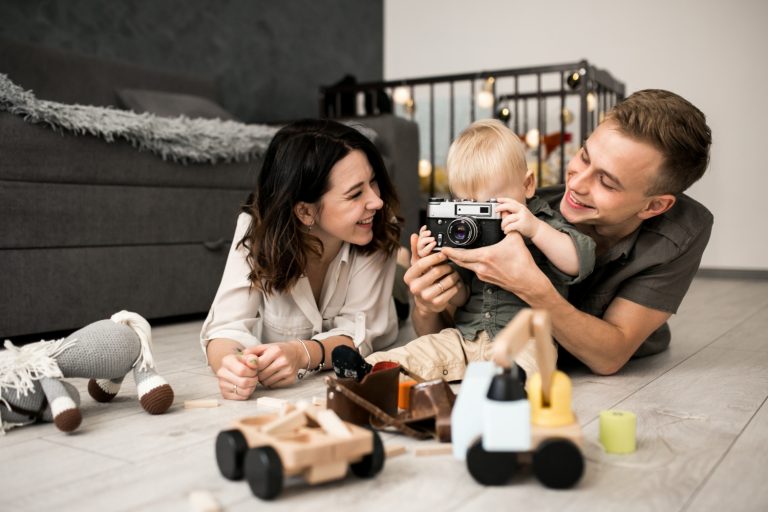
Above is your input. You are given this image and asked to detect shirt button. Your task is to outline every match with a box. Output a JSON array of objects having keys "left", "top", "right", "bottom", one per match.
[
  {"left": 484, "top": 312, "right": 491, "bottom": 319},
  {"left": 486, "top": 288, "right": 492, "bottom": 294},
  {"left": 442, "top": 369, "right": 448, "bottom": 376}
]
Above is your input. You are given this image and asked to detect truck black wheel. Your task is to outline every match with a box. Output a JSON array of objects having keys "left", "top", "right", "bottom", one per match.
[
  {"left": 466, "top": 439, "right": 518, "bottom": 486},
  {"left": 244, "top": 446, "right": 284, "bottom": 500},
  {"left": 215, "top": 429, "right": 248, "bottom": 480},
  {"left": 532, "top": 438, "right": 584, "bottom": 489},
  {"left": 350, "top": 428, "right": 385, "bottom": 478}
]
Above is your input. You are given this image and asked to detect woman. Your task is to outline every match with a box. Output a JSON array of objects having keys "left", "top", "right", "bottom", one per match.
[{"left": 200, "top": 119, "right": 402, "bottom": 400}]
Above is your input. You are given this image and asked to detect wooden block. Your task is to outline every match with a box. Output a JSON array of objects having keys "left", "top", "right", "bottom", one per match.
[
  {"left": 188, "top": 490, "right": 221, "bottom": 512},
  {"left": 183, "top": 399, "right": 219, "bottom": 409},
  {"left": 261, "top": 408, "right": 307, "bottom": 435},
  {"left": 385, "top": 444, "right": 407, "bottom": 458},
  {"left": 315, "top": 409, "right": 352, "bottom": 438},
  {"left": 414, "top": 444, "right": 453, "bottom": 457},
  {"left": 256, "top": 396, "right": 289, "bottom": 411}
]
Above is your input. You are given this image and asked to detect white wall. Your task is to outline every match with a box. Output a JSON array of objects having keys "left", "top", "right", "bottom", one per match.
[{"left": 385, "top": 0, "right": 768, "bottom": 271}]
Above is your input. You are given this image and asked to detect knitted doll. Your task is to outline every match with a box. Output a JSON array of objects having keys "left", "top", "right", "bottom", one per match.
[{"left": 0, "top": 311, "right": 174, "bottom": 433}]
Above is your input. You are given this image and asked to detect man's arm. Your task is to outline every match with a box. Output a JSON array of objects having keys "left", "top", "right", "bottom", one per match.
[
  {"left": 442, "top": 235, "right": 667, "bottom": 374},
  {"left": 525, "top": 283, "right": 671, "bottom": 375}
]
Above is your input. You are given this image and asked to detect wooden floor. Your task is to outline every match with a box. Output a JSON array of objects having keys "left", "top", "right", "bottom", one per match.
[{"left": 2, "top": 276, "right": 768, "bottom": 512}]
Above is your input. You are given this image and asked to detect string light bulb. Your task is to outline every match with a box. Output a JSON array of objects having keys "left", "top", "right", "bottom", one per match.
[
  {"left": 393, "top": 86, "right": 411, "bottom": 105},
  {"left": 586, "top": 92, "right": 597, "bottom": 112},
  {"left": 496, "top": 106, "right": 511, "bottom": 123},
  {"left": 405, "top": 98, "right": 416, "bottom": 114},
  {"left": 561, "top": 107, "right": 574, "bottom": 125},
  {"left": 477, "top": 77, "right": 495, "bottom": 109},
  {"left": 525, "top": 128, "right": 540, "bottom": 149},
  {"left": 566, "top": 68, "right": 586, "bottom": 89},
  {"left": 418, "top": 159, "right": 432, "bottom": 178}
]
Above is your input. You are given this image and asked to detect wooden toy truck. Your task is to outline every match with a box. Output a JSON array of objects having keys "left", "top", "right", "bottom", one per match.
[
  {"left": 215, "top": 404, "right": 384, "bottom": 500},
  {"left": 451, "top": 309, "right": 585, "bottom": 489}
]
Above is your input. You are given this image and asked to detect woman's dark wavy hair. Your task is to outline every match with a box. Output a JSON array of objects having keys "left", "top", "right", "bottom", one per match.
[{"left": 240, "top": 119, "right": 402, "bottom": 294}]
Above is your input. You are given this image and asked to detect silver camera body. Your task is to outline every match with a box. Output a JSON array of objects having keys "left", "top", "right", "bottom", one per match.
[{"left": 426, "top": 198, "right": 504, "bottom": 250}]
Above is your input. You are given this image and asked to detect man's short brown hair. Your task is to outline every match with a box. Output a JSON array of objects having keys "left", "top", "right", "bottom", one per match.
[{"left": 606, "top": 89, "right": 711, "bottom": 195}]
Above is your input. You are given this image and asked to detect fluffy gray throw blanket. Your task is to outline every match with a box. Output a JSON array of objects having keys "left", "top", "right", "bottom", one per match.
[{"left": 0, "top": 73, "right": 278, "bottom": 164}]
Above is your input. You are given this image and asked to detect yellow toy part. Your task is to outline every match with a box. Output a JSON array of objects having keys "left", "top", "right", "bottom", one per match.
[{"left": 527, "top": 370, "right": 576, "bottom": 427}]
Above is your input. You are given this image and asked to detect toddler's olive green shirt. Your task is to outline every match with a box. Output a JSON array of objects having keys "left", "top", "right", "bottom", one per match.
[{"left": 455, "top": 195, "right": 596, "bottom": 341}]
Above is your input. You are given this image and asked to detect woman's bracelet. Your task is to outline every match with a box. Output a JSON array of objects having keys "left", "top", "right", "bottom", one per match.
[
  {"left": 296, "top": 339, "right": 312, "bottom": 380},
  {"left": 296, "top": 338, "right": 325, "bottom": 380},
  {"left": 310, "top": 338, "right": 326, "bottom": 372}
]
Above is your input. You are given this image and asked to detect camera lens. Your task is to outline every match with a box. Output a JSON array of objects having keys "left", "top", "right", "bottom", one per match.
[{"left": 447, "top": 218, "right": 478, "bottom": 247}]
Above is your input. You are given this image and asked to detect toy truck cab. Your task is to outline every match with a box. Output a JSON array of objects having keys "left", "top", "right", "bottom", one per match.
[
  {"left": 451, "top": 309, "right": 584, "bottom": 489},
  {"left": 215, "top": 404, "right": 384, "bottom": 500}
]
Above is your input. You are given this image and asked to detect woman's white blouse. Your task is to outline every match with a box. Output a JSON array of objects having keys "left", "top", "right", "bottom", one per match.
[{"left": 200, "top": 213, "right": 398, "bottom": 359}]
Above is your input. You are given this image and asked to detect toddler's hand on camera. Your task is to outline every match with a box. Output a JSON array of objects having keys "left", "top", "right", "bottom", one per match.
[
  {"left": 498, "top": 198, "right": 541, "bottom": 239},
  {"left": 416, "top": 225, "right": 437, "bottom": 257}
]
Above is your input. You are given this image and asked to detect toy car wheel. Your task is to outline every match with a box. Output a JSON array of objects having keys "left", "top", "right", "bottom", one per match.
[
  {"left": 215, "top": 429, "right": 248, "bottom": 480},
  {"left": 244, "top": 446, "right": 284, "bottom": 500},
  {"left": 532, "top": 438, "right": 584, "bottom": 489},
  {"left": 350, "top": 428, "right": 385, "bottom": 478},
  {"left": 466, "top": 439, "right": 518, "bottom": 486}
]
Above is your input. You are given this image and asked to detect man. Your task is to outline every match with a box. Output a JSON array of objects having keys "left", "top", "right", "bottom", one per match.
[{"left": 405, "top": 89, "right": 712, "bottom": 375}]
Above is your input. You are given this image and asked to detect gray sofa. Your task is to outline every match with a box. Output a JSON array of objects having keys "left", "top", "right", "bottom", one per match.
[{"left": 0, "top": 38, "right": 419, "bottom": 338}]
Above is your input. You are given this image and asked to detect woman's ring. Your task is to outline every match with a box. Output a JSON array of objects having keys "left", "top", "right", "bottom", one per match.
[
  {"left": 233, "top": 384, "right": 238, "bottom": 395},
  {"left": 437, "top": 281, "right": 445, "bottom": 293}
]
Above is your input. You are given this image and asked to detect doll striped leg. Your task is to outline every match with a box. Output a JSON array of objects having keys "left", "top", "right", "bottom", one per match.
[
  {"left": 87, "top": 376, "right": 125, "bottom": 403},
  {"left": 39, "top": 377, "right": 82, "bottom": 432},
  {"left": 133, "top": 366, "right": 174, "bottom": 415}
]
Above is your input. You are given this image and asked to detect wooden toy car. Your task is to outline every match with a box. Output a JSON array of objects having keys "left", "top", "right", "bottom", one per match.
[
  {"left": 451, "top": 309, "right": 585, "bottom": 489},
  {"left": 215, "top": 404, "right": 384, "bottom": 500}
]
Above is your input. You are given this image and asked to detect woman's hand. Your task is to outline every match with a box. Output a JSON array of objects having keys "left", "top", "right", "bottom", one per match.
[
  {"left": 250, "top": 341, "right": 306, "bottom": 388},
  {"left": 403, "top": 233, "right": 463, "bottom": 314},
  {"left": 215, "top": 347, "right": 260, "bottom": 401}
]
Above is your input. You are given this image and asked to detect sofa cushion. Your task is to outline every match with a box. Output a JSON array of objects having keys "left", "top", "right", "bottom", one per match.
[{"left": 116, "top": 88, "right": 237, "bottom": 120}]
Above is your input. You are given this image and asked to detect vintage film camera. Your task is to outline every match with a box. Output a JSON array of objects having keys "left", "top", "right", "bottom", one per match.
[{"left": 426, "top": 198, "right": 504, "bottom": 250}]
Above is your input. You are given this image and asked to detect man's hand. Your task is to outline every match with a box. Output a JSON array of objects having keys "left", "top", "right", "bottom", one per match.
[{"left": 441, "top": 232, "right": 550, "bottom": 299}]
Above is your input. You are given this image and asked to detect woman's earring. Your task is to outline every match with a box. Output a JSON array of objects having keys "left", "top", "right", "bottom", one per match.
[{"left": 307, "top": 220, "right": 314, "bottom": 232}]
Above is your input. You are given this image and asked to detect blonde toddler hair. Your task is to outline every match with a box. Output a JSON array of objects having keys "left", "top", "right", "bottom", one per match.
[{"left": 446, "top": 119, "right": 528, "bottom": 198}]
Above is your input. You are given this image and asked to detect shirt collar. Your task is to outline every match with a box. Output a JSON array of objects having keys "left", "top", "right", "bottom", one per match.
[
  {"left": 337, "top": 242, "right": 352, "bottom": 264},
  {"left": 597, "top": 228, "right": 640, "bottom": 266}
]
